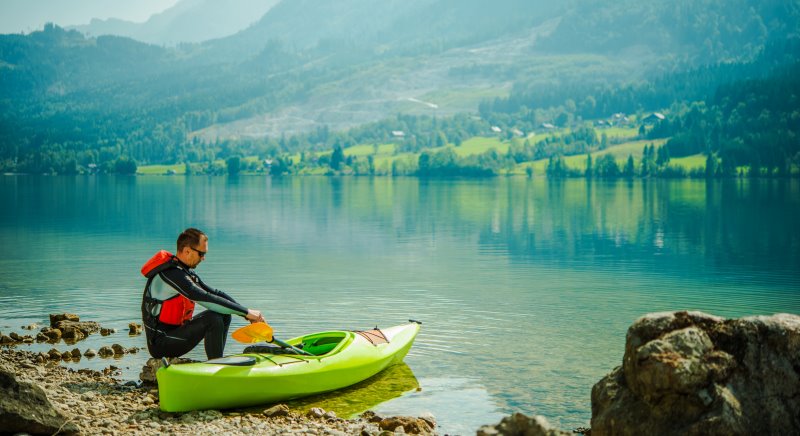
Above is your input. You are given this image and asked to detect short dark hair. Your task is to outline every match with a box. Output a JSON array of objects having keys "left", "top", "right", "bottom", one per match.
[{"left": 177, "top": 228, "right": 207, "bottom": 252}]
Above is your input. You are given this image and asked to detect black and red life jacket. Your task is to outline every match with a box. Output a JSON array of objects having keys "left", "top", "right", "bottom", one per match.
[{"left": 141, "top": 250, "right": 196, "bottom": 326}]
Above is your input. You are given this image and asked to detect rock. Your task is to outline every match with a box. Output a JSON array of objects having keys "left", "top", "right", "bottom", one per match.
[
  {"left": 0, "top": 367, "right": 79, "bottom": 435},
  {"left": 263, "top": 404, "right": 290, "bottom": 417},
  {"left": 70, "top": 348, "right": 82, "bottom": 358},
  {"left": 42, "top": 327, "right": 62, "bottom": 341},
  {"left": 61, "top": 351, "right": 72, "bottom": 360},
  {"left": 50, "top": 313, "right": 80, "bottom": 326},
  {"left": 592, "top": 311, "right": 800, "bottom": 436},
  {"left": 100, "top": 328, "right": 114, "bottom": 336},
  {"left": 361, "top": 411, "right": 384, "bottom": 423},
  {"left": 139, "top": 357, "right": 197, "bottom": 384},
  {"left": 128, "top": 347, "right": 140, "bottom": 353},
  {"left": 111, "top": 344, "right": 127, "bottom": 355},
  {"left": 323, "top": 410, "right": 338, "bottom": 420},
  {"left": 477, "top": 413, "right": 568, "bottom": 436},
  {"left": 0, "top": 335, "right": 14, "bottom": 344},
  {"left": 379, "top": 416, "right": 436, "bottom": 435},
  {"left": 55, "top": 320, "right": 100, "bottom": 336},
  {"left": 48, "top": 348, "right": 62, "bottom": 360},
  {"left": 9, "top": 332, "right": 23, "bottom": 341},
  {"left": 21, "top": 335, "right": 34, "bottom": 343},
  {"left": 98, "top": 346, "right": 114, "bottom": 357},
  {"left": 21, "top": 323, "right": 38, "bottom": 330},
  {"left": 307, "top": 407, "right": 326, "bottom": 419},
  {"left": 35, "top": 332, "right": 49, "bottom": 342},
  {"left": 62, "top": 326, "right": 86, "bottom": 341},
  {"left": 84, "top": 349, "right": 97, "bottom": 357},
  {"left": 129, "top": 323, "right": 142, "bottom": 335}
]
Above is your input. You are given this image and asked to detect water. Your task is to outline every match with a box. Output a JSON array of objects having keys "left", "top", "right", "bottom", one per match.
[{"left": 1, "top": 175, "right": 798, "bottom": 434}]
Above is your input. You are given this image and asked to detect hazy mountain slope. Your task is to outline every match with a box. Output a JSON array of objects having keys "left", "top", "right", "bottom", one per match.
[{"left": 70, "top": 0, "right": 279, "bottom": 45}]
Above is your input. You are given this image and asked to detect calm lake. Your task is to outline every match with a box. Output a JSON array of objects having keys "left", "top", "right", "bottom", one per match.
[{"left": 1, "top": 175, "right": 799, "bottom": 434}]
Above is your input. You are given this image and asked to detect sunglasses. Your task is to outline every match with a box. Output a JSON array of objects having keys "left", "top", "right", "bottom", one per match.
[{"left": 189, "top": 247, "right": 206, "bottom": 257}]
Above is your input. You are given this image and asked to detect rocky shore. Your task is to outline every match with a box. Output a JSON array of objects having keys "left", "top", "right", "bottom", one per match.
[
  {"left": 0, "top": 347, "right": 436, "bottom": 435},
  {"left": 3, "top": 310, "right": 798, "bottom": 435}
]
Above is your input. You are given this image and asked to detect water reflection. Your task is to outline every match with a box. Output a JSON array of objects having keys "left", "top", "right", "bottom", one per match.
[
  {"left": 1, "top": 176, "right": 798, "bottom": 433},
  {"left": 283, "top": 362, "right": 419, "bottom": 418}
]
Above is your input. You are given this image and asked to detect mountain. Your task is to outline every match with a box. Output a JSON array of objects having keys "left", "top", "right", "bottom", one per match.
[
  {"left": 1, "top": 0, "right": 798, "bottom": 173},
  {"left": 69, "top": 0, "right": 280, "bottom": 45}
]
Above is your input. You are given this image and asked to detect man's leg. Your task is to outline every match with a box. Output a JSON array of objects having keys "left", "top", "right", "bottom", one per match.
[{"left": 148, "top": 311, "right": 232, "bottom": 359}]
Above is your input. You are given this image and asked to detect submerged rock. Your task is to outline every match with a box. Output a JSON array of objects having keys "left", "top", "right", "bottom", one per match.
[
  {"left": 129, "top": 323, "right": 142, "bottom": 335},
  {"left": 592, "top": 311, "right": 800, "bottom": 435},
  {"left": 49, "top": 313, "right": 80, "bottom": 326}
]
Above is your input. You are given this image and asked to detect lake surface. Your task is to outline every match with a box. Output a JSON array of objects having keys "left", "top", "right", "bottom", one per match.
[{"left": 1, "top": 175, "right": 799, "bottom": 434}]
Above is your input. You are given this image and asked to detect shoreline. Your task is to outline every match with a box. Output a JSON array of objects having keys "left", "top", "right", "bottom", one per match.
[{"left": 1, "top": 347, "right": 435, "bottom": 435}]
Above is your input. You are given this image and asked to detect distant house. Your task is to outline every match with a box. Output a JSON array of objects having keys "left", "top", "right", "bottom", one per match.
[
  {"left": 511, "top": 128, "right": 524, "bottom": 137},
  {"left": 263, "top": 159, "right": 273, "bottom": 167},
  {"left": 491, "top": 126, "right": 502, "bottom": 133},
  {"left": 595, "top": 120, "right": 611, "bottom": 127},
  {"left": 540, "top": 123, "right": 556, "bottom": 130},
  {"left": 642, "top": 113, "right": 666, "bottom": 124},
  {"left": 391, "top": 130, "right": 405, "bottom": 138}
]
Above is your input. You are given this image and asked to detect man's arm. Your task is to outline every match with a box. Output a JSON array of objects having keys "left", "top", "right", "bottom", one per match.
[{"left": 160, "top": 269, "right": 249, "bottom": 317}]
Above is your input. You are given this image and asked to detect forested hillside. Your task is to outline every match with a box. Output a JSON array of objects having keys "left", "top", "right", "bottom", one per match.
[{"left": 0, "top": 0, "right": 798, "bottom": 175}]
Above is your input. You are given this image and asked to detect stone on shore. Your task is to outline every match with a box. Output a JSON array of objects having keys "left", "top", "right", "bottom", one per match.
[
  {"left": 54, "top": 320, "right": 100, "bottom": 336},
  {"left": 0, "top": 366, "right": 79, "bottom": 435},
  {"left": 477, "top": 412, "right": 569, "bottom": 436},
  {"left": 591, "top": 311, "right": 800, "bottom": 435},
  {"left": 139, "top": 357, "right": 197, "bottom": 384},
  {"left": 263, "top": 404, "right": 290, "bottom": 417},
  {"left": 379, "top": 416, "right": 436, "bottom": 434},
  {"left": 129, "top": 322, "right": 142, "bottom": 335},
  {"left": 49, "top": 313, "right": 80, "bottom": 326}
]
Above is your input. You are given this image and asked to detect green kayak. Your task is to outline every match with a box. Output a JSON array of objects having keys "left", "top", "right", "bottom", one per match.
[{"left": 157, "top": 321, "right": 421, "bottom": 412}]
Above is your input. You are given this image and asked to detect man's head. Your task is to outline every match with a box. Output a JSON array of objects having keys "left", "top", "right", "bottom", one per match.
[{"left": 176, "top": 228, "right": 208, "bottom": 268}]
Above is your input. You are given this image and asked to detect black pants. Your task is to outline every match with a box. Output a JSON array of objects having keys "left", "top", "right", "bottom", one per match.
[{"left": 146, "top": 311, "right": 232, "bottom": 360}]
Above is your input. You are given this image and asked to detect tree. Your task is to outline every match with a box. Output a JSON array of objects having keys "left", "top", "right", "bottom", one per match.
[
  {"left": 585, "top": 154, "right": 593, "bottom": 178},
  {"left": 705, "top": 154, "right": 718, "bottom": 178},
  {"left": 226, "top": 155, "right": 242, "bottom": 175},
  {"left": 656, "top": 146, "right": 671, "bottom": 167},
  {"left": 330, "top": 145, "right": 344, "bottom": 171},
  {"left": 114, "top": 157, "right": 137, "bottom": 174},
  {"left": 623, "top": 155, "right": 635, "bottom": 178}
]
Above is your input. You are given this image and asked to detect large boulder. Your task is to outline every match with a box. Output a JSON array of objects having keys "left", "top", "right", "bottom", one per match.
[
  {"left": 591, "top": 311, "right": 800, "bottom": 436},
  {"left": 0, "top": 367, "right": 78, "bottom": 434}
]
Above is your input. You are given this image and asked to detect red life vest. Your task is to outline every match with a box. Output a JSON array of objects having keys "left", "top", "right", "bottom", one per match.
[{"left": 141, "top": 250, "right": 196, "bottom": 326}]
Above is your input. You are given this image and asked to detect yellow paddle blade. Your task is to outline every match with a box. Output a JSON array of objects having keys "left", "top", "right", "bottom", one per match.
[{"left": 232, "top": 322, "right": 274, "bottom": 343}]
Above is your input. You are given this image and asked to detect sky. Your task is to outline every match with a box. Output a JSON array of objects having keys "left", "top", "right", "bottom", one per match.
[{"left": 0, "top": 0, "right": 180, "bottom": 34}]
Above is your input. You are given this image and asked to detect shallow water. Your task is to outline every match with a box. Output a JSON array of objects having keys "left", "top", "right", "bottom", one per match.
[{"left": 1, "top": 176, "right": 798, "bottom": 434}]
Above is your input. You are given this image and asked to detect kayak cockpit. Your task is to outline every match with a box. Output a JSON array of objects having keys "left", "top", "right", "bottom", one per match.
[{"left": 239, "top": 331, "right": 354, "bottom": 358}]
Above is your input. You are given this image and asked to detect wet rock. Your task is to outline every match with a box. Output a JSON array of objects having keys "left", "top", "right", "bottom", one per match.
[
  {"left": 35, "top": 332, "right": 49, "bottom": 342},
  {"left": 62, "top": 326, "right": 86, "bottom": 341},
  {"left": 592, "top": 311, "right": 800, "bottom": 436},
  {"left": 61, "top": 351, "right": 72, "bottom": 360},
  {"left": 9, "top": 332, "right": 23, "bottom": 341},
  {"left": 129, "top": 323, "right": 142, "bottom": 335},
  {"left": 263, "top": 404, "right": 290, "bottom": 417},
  {"left": 42, "top": 327, "right": 62, "bottom": 341},
  {"left": 0, "top": 335, "right": 15, "bottom": 345},
  {"left": 50, "top": 313, "right": 80, "bottom": 326},
  {"left": 48, "top": 348, "right": 62, "bottom": 360},
  {"left": 128, "top": 346, "right": 140, "bottom": 354},
  {"left": 98, "top": 346, "right": 114, "bottom": 357},
  {"left": 84, "top": 349, "right": 97, "bottom": 357},
  {"left": 22, "top": 323, "right": 39, "bottom": 330},
  {"left": 0, "top": 367, "right": 79, "bottom": 435},
  {"left": 20, "top": 335, "right": 34, "bottom": 343},
  {"left": 379, "top": 416, "right": 436, "bottom": 435},
  {"left": 70, "top": 348, "right": 82, "bottom": 358},
  {"left": 100, "top": 328, "right": 115, "bottom": 336},
  {"left": 55, "top": 320, "right": 101, "bottom": 336},
  {"left": 477, "top": 413, "right": 568, "bottom": 436},
  {"left": 111, "top": 344, "right": 127, "bottom": 355}
]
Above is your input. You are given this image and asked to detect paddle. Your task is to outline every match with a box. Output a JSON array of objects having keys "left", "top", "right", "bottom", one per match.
[{"left": 232, "top": 322, "right": 313, "bottom": 356}]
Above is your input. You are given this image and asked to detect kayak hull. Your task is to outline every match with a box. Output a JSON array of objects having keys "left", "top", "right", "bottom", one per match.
[{"left": 157, "top": 322, "right": 420, "bottom": 412}]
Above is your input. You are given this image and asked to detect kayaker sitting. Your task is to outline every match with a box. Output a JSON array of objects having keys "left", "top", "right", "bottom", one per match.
[{"left": 141, "top": 227, "right": 265, "bottom": 360}]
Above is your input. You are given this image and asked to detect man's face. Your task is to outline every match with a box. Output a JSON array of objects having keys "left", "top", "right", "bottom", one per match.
[{"left": 186, "top": 238, "right": 208, "bottom": 268}]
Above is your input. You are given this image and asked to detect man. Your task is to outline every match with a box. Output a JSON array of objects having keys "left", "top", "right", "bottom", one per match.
[{"left": 141, "top": 228, "right": 265, "bottom": 360}]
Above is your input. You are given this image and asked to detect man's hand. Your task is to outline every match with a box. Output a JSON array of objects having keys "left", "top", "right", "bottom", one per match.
[{"left": 245, "top": 309, "right": 265, "bottom": 324}]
